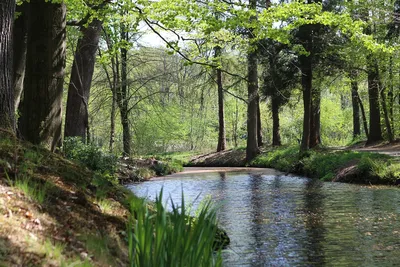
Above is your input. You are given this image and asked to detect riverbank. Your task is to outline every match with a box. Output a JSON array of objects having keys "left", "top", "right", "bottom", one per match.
[
  {"left": 188, "top": 145, "right": 400, "bottom": 185},
  {"left": 0, "top": 131, "right": 228, "bottom": 265}
]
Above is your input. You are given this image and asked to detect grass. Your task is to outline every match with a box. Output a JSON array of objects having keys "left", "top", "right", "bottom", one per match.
[
  {"left": 250, "top": 145, "right": 400, "bottom": 184},
  {"left": 8, "top": 174, "right": 53, "bottom": 204},
  {"left": 128, "top": 190, "right": 223, "bottom": 267}
]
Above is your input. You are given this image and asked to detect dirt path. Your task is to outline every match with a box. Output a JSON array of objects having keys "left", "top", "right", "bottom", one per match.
[{"left": 344, "top": 140, "right": 400, "bottom": 157}]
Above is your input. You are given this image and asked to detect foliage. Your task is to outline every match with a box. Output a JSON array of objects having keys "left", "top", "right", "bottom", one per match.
[
  {"left": 127, "top": 190, "right": 223, "bottom": 267},
  {"left": 63, "top": 137, "right": 118, "bottom": 174},
  {"left": 357, "top": 156, "right": 400, "bottom": 183},
  {"left": 151, "top": 160, "right": 184, "bottom": 176},
  {"left": 251, "top": 146, "right": 300, "bottom": 172}
]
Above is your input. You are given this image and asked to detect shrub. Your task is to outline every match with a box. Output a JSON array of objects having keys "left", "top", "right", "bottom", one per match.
[
  {"left": 128, "top": 191, "right": 223, "bottom": 267},
  {"left": 63, "top": 137, "right": 117, "bottom": 174},
  {"left": 151, "top": 160, "right": 184, "bottom": 176},
  {"left": 251, "top": 146, "right": 299, "bottom": 172}
]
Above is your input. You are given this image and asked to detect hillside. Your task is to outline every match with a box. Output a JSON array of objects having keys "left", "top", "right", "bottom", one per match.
[{"left": 0, "top": 130, "right": 133, "bottom": 266}]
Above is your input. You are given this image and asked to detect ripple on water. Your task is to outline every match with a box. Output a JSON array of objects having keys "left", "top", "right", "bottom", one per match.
[{"left": 127, "top": 168, "right": 400, "bottom": 267}]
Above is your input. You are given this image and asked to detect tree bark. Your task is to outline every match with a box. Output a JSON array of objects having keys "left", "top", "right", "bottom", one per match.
[
  {"left": 256, "top": 94, "right": 263, "bottom": 147},
  {"left": 0, "top": 0, "right": 15, "bottom": 132},
  {"left": 13, "top": 3, "right": 29, "bottom": 113},
  {"left": 271, "top": 95, "right": 281, "bottom": 146},
  {"left": 215, "top": 46, "right": 226, "bottom": 152},
  {"left": 355, "top": 91, "right": 369, "bottom": 139},
  {"left": 378, "top": 71, "right": 394, "bottom": 142},
  {"left": 366, "top": 56, "right": 383, "bottom": 144},
  {"left": 19, "top": 0, "right": 66, "bottom": 151},
  {"left": 309, "top": 88, "right": 321, "bottom": 148},
  {"left": 388, "top": 56, "right": 394, "bottom": 137},
  {"left": 246, "top": 0, "right": 260, "bottom": 161},
  {"left": 350, "top": 78, "right": 361, "bottom": 138},
  {"left": 299, "top": 24, "right": 313, "bottom": 151},
  {"left": 118, "top": 23, "right": 131, "bottom": 156},
  {"left": 65, "top": 19, "right": 102, "bottom": 142}
]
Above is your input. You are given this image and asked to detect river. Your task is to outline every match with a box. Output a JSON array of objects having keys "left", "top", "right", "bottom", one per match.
[{"left": 127, "top": 167, "right": 400, "bottom": 266}]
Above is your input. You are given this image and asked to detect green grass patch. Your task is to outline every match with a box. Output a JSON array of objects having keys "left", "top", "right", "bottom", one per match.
[{"left": 12, "top": 176, "right": 53, "bottom": 204}]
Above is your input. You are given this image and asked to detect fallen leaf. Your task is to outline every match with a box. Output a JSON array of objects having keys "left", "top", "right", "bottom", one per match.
[{"left": 25, "top": 211, "right": 33, "bottom": 219}]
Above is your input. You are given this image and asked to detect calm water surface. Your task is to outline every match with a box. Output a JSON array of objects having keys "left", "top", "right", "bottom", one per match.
[{"left": 127, "top": 168, "right": 400, "bottom": 266}]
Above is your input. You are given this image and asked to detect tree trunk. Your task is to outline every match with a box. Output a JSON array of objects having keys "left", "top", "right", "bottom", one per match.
[
  {"left": 0, "top": 0, "right": 15, "bottom": 132},
  {"left": 65, "top": 19, "right": 102, "bottom": 142},
  {"left": 271, "top": 96, "right": 281, "bottom": 146},
  {"left": 299, "top": 24, "right": 313, "bottom": 151},
  {"left": 366, "top": 56, "right": 383, "bottom": 144},
  {"left": 378, "top": 72, "right": 394, "bottom": 142},
  {"left": 356, "top": 91, "right": 369, "bottom": 139},
  {"left": 309, "top": 88, "right": 321, "bottom": 148},
  {"left": 256, "top": 94, "right": 263, "bottom": 147},
  {"left": 350, "top": 73, "right": 361, "bottom": 138},
  {"left": 13, "top": 3, "right": 28, "bottom": 113},
  {"left": 215, "top": 46, "right": 226, "bottom": 152},
  {"left": 118, "top": 23, "right": 131, "bottom": 156},
  {"left": 246, "top": 0, "right": 260, "bottom": 161},
  {"left": 20, "top": 1, "right": 66, "bottom": 151},
  {"left": 109, "top": 91, "right": 116, "bottom": 152},
  {"left": 388, "top": 56, "right": 394, "bottom": 137}
]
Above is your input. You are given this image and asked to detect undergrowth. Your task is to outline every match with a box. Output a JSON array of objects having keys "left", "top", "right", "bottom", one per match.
[
  {"left": 63, "top": 137, "right": 118, "bottom": 174},
  {"left": 128, "top": 190, "right": 223, "bottom": 267},
  {"left": 251, "top": 146, "right": 400, "bottom": 184}
]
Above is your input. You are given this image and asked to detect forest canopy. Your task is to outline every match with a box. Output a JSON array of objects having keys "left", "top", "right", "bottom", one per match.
[{"left": 1, "top": 0, "right": 400, "bottom": 160}]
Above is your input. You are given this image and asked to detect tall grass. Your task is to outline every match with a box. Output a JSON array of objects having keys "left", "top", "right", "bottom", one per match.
[{"left": 128, "top": 191, "right": 223, "bottom": 267}]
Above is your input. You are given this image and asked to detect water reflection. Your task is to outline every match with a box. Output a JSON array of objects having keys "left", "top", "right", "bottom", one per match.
[{"left": 128, "top": 169, "right": 400, "bottom": 266}]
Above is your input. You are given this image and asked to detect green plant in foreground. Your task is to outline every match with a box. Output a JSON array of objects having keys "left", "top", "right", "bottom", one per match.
[{"left": 128, "top": 191, "right": 222, "bottom": 267}]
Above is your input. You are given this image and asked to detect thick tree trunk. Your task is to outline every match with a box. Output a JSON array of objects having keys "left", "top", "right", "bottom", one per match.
[
  {"left": 13, "top": 3, "right": 28, "bottom": 113},
  {"left": 65, "top": 19, "right": 102, "bottom": 142},
  {"left": 215, "top": 46, "right": 226, "bottom": 152},
  {"left": 256, "top": 94, "right": 263, "bottom": 147},
  {"left": 0, "top": 0, "right": 15, "bottom": 132},
  {"left": 20, "top": 1, "right": 66, "bottom": 151},
  {"left": 366, "top": 57, "right": 383, "bottom": 144},
  {"left": 271, "top": 96, "right": 281, "bottom": 146},
  {"left": 309, "top": 88, "right": 321, "bottom": 148},
  {"left": 246, "top": 0, "right": 260, "bottom": 161}
]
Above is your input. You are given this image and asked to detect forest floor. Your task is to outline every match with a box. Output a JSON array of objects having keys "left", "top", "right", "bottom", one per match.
[
  {"left": 188, "top": 141, "right": 400, "bottom": 185},
  {"left": 0, "top": 130, "right": 135, "bottom": 266}
]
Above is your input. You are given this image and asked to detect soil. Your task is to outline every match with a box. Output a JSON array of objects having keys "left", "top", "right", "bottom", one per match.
[{"left": 0, "top": 130, "right": 131, "bottom": 266}]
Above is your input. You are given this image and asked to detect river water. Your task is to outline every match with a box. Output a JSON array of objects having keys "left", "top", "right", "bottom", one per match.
[{"left": 127, "top": 167, "right": 400, "bottom": 266}]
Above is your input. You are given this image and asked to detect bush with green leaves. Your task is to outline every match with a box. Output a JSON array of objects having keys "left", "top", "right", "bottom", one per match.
[
  {"left": 151, "top": 160, "right": 184, "bottom": 176},
  {"left": 127, "top": 191, "right": 223, "bottom": 267},
  {"left": 357, "top": 155, "right": 400, "bottom": 183},
  {"left": 63, "top": 137, "right": 117, "bottom": 174},
  {"left": 251, "top": 146, "right": 299, "bottom": 172}
]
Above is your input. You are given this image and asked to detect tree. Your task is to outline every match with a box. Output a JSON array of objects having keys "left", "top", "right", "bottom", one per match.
[
  {"left": 214, "top": 46, "right": 226, "bottom": 152},
  {"left": 65, "top": 18, "right": 103, "bottom": 142},
  {"left": 261, "top": 41, "right": 298, "bottom": 146},
  {"left": 246, "top": 0, "right": 260, "bottom": 161},
  {"left": 0, "top": 0, "right": 15, "bottom": 132},
  {"left": 13, "top": 3, "right": 29, "bottom": 112},
  {"left": 19, "top": 0, "right": 66, "bottom": 151}
]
